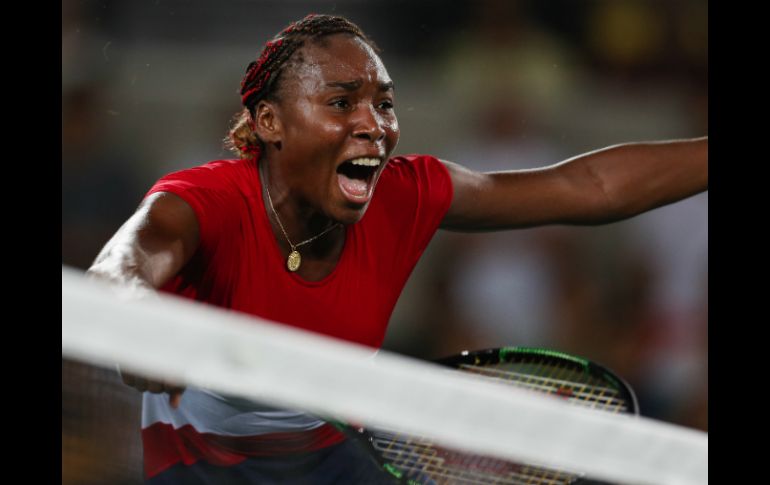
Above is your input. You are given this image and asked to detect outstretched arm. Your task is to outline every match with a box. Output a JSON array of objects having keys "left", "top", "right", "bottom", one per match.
[
  {"left": 440, "top": 137, "right": 707, "bottom": 231},
  {"left": 87, "top": 191, "right": 200, "bottom": 407}
]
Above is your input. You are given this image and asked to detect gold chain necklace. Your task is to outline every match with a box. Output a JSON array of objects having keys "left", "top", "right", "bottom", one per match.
[{"left": 261, "top": 165, "right": 341, "bottom": 272}]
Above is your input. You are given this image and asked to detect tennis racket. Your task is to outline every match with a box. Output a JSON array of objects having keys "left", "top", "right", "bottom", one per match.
[{"left": 339, "top": 346, "right": 639, "bottom": 485}]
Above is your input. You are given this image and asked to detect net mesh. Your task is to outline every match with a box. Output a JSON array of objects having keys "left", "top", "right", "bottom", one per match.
[
  {"left": 60, "top": 360, "right": 626, "bottom": 484},
  {"left": 62, "top": 359, "right": 143, "bottom": 485}
]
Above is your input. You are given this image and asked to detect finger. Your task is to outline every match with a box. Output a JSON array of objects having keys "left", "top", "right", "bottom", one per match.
[
  {"left": 167, "top": 385, "right": 186, "bottom": 395},
  {"left": 169, "top": 389, "right": 185, "bottom": 409}
]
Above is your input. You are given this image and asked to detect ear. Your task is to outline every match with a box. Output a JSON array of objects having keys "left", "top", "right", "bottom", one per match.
[{"left": 253, "top": 101, "right": 283, "bottom": 147}]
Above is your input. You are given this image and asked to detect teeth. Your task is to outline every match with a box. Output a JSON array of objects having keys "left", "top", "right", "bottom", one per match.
[{"left": 349, "top": 157, "right": 380, "bottom": 167}]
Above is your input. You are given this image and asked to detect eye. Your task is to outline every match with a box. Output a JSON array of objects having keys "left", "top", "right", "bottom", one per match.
[
  {"left": 330, "top": 98, "right": 351, "bottom": 110},
  {"left": 377, "top": 99, "right": 394, "bottom": 110}
]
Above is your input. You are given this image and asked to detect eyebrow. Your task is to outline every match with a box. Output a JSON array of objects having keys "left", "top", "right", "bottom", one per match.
[{"left": 325, "top": 80, "right": 395, "bottom": 92}]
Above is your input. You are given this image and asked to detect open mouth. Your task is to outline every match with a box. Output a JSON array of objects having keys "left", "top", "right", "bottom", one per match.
[{"left": 336, "top": 157, "right": 381, "bottom": 203}]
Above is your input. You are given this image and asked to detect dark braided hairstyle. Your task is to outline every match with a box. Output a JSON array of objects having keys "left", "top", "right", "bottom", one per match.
[{"left": 225, "top": 14, "right": 379, "bottom": 159}]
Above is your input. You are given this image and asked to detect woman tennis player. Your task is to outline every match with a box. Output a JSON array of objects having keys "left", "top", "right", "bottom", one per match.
[{"left": 87, "top": 14, "right": 707, "bottom": 485}]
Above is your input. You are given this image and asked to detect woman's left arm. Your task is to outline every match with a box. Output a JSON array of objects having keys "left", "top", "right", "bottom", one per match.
[{"left": 440, "top": 137, "right": 707, "bottom": 231}]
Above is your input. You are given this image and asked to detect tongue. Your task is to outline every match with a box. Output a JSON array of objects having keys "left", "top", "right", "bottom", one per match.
[{"left": 338, "top": 173, "right": 368, "bottom": 197}]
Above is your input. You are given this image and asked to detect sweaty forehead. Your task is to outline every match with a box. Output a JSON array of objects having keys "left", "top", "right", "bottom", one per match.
[{"left": 289, "top": 35, "right": 391, "bottom": 91}]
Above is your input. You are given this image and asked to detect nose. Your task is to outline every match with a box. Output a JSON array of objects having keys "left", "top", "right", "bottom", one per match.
[{"left": 352, "top": 105, "right": 386, "bottom": 143}]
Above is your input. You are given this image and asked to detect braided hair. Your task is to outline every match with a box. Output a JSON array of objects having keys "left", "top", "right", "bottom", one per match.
[{"left": 225, "top": 14, "right": 378, "bottom": 159}]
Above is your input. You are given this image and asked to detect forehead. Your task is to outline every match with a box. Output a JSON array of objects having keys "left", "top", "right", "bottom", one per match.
[{"left": 290, "top": 34, "right": 391, "bottom": 89}]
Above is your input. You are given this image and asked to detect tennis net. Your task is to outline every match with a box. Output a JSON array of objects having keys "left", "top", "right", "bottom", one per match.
[{"left": 62, "top": 265, "right": 707, "bottom": 485}]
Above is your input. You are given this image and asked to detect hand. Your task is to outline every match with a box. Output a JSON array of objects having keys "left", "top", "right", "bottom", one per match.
[{"left": 119, "top": 369, "right": 186, "bottom": 409}]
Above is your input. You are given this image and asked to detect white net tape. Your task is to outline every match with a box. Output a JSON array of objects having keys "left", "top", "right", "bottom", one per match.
[{"left": 62, "top": 266, "right": 707, "bottom": 485}]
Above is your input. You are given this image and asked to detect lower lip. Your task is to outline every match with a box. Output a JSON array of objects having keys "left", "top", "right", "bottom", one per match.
[{"left": 337, "top": 172, "right": 375, "bottom": 205}]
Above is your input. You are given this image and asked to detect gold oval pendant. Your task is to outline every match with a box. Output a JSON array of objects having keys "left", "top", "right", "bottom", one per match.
[{"left": 287, "top": 250, "right": 301, "bottom": 272}]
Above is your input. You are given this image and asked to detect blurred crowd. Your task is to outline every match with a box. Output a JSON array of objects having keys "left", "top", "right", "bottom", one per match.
[{"left": 63, "top": 1, "right": 707, "bottom": 482}]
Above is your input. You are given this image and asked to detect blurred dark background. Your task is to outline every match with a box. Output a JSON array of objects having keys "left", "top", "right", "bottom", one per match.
[{"left": 62, "top": 1, "right": 707, "bottom": 482}]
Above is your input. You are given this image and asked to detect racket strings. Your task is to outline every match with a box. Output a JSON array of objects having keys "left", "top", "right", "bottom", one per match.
[
  {"left": 457, "top": 362, "right": 628, "bottom": 412},
  {"left": 373, "top": 358, "right": 630, "bottom": 484},
  {"left": 372, "top": 434, "right": 576, "bottom": 485}
]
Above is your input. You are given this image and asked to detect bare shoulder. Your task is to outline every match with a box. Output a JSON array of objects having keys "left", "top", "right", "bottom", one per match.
[
  {"left": 88, "top": 191, "right": 200, "bottom": 288},
  {"left": 140, "top": 192, "right": 200, "bottom": 240}
]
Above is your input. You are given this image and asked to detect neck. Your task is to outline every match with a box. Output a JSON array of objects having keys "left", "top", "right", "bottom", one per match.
[{"left": 259, "top": 160, "right": 341, "bottom": 255}]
